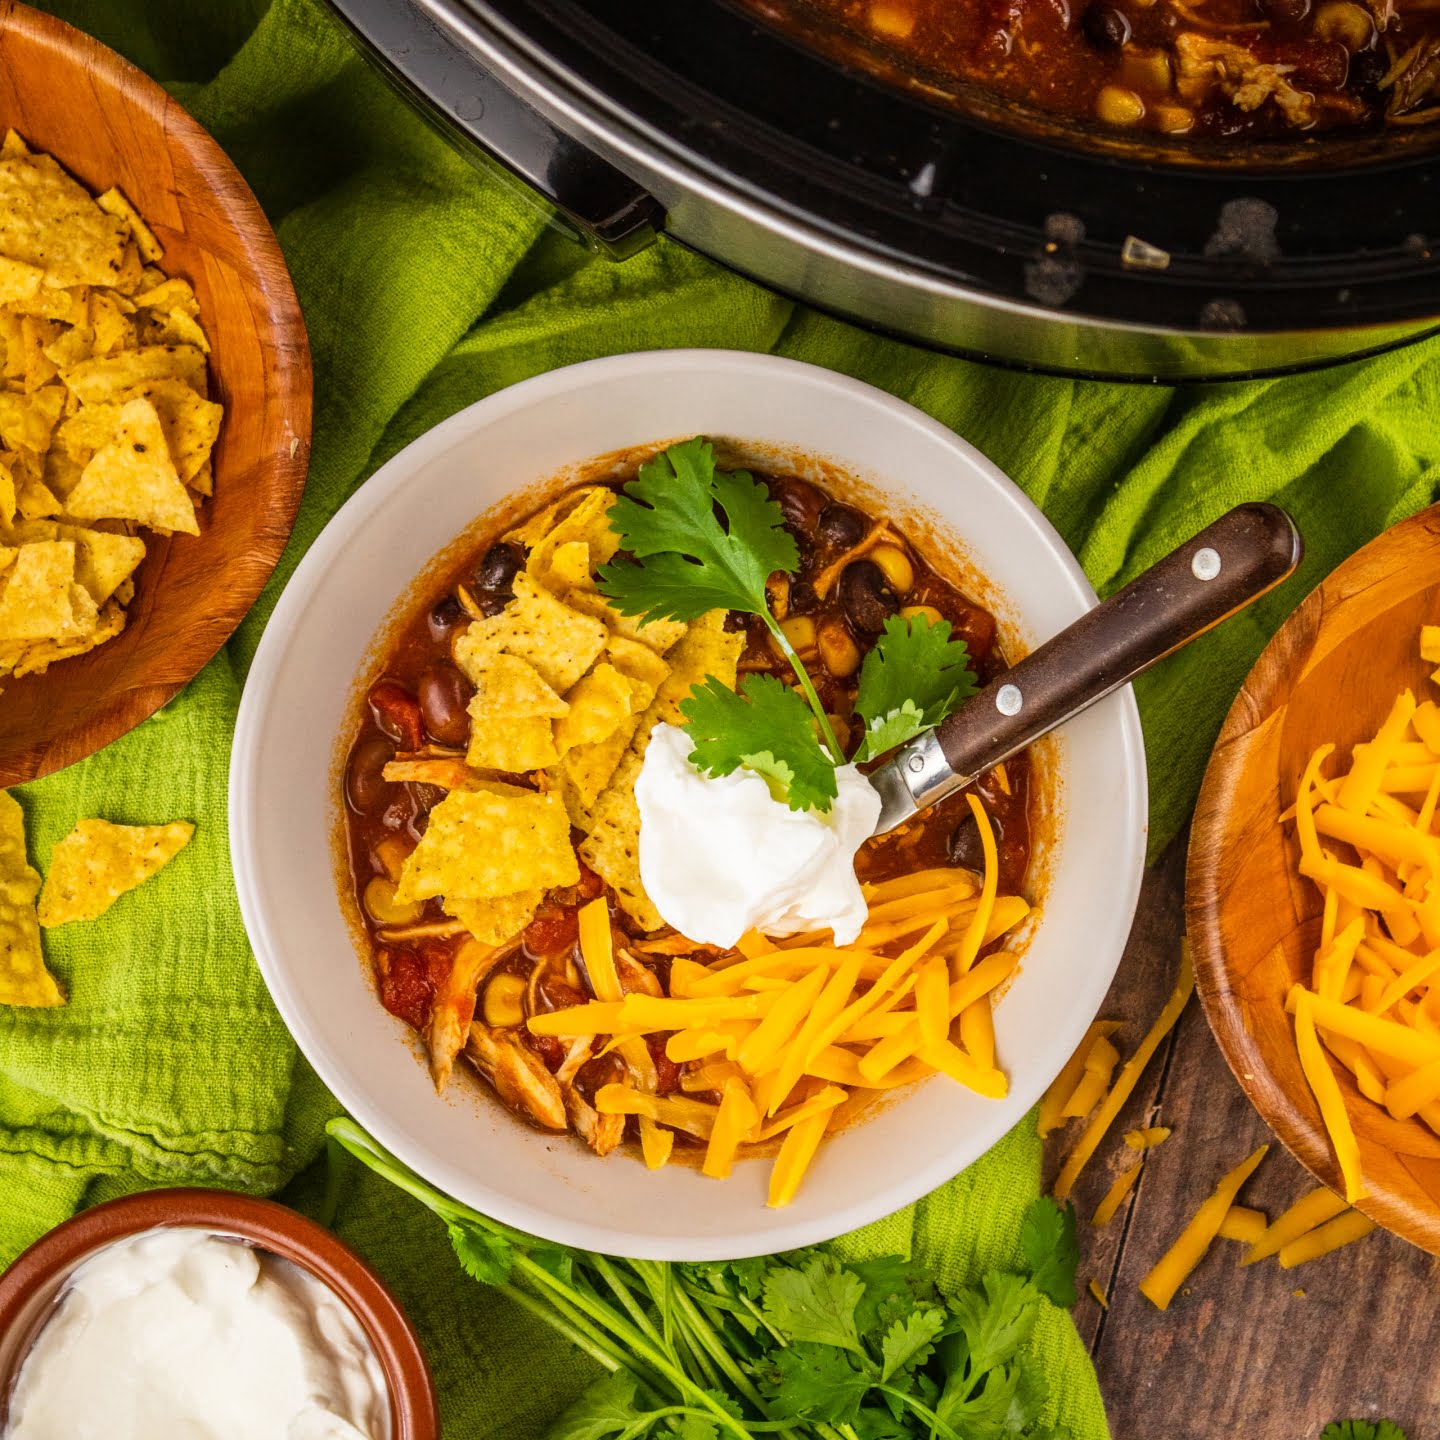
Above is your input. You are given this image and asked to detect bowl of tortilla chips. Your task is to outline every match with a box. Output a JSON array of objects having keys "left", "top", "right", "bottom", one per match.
[{"left": 0, "top": 3, "right": 310, "bottom": 783}]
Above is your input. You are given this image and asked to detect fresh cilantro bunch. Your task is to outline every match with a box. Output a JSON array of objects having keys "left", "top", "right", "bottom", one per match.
[
  {"left": 597, "top": 438, "right": 978, "bottom": 811},
  {"left": 1321, "top": 1424, "right": 1409, "bottom": 1440},
  {"left": 328, "top": 1118, "right": 1081, "bottom": 1440}
]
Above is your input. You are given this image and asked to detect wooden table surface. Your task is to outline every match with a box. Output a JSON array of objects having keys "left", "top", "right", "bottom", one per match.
[{"left": 1046, "top": 837, "right": 1440, "bottom": 1440}]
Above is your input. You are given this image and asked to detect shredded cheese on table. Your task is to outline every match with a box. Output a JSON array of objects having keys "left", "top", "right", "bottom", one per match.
[
  {"left": 1241, "top": 1186, "right": 1349, "bottom": 1266},
  {"left": 1123, "top": 1126, "right": 1172, "bottom": 1150},
  {"left": 1091, "top": 1162, "right": 1143, "bottom": 1228},
  {"left": 1215, "top": 1206, "right": 1268, "bottom": 1245},
  {"left": 1054, "top": 946, "right": 1194, "bottom": 1201},
  {"left": 1036, "top": 1021, "right": 1120, "bottom": 1137},
  {"left": 1138, "top": 1144, "right": 1268, "bottom": 1310},
  {"left": 1277, "top": 1209, "right": 1377, "bottom": 1268}
]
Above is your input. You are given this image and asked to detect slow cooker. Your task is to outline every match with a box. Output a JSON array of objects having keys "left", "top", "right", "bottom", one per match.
[{"left": 326, "top": 0, "right": 1440, "bottom": 381}]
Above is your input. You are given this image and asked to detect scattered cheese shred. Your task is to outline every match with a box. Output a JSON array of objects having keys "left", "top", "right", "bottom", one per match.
[
  {"left": 1091, "top": 1162, "right": 1143, "bottom": 1227},
  {"left": 1215, "top": 1206, "right": 1268, "bottom": 1245},
  {"left": 1054, "top": 946, "right": 1194, "bottom": 1201},
  {"left": 768, "top": 1108, "right": 831, "bottom": 1208},
  {"left": 1037, "top": 1021, "right": 1120, "bottom": 1138},
  {"left": 1277, "top": 1209, "right": 1377, "bottom": 1268},
  {"left": 1123, "top": 1126, "right": 1172, "bottom": 1150},
  {"left": 1293, "top": 989, "right": 1368, "bottom": 1202},
  {"left": 1087, "top": 1278, "right": 1108, "bottom": 1309},
  {"left": 1061, "top": 1034, "right": 1120, "bottom": 1119},
  {"left": 1241, "top": 1186, "right": 1349, "bottom": 1266},
  {"left": 1138, "top": 1144, "right": 1268, "bottom": 1310}
]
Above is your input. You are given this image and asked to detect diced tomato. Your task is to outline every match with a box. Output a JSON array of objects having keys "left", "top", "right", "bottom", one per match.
[
  {"left": 576, "top": 862, "right": 605, "bottom": 902},
  {"left": 523, "top": 907, "right": 580, "bottom": 957},
  {"left": 368, "top": 678, "right": 424, "bottom": 751},
  {"left": 378, "top": 948, "right": 433, "bottom": 1031}
]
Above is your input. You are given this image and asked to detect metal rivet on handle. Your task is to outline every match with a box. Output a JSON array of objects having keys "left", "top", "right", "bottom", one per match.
[
  {"left": 1191, "top": 547, "right": 1222, "bottom": 581},
  {"left": 996, "top": 684, "right": 1023, "bottom": 717},
  {"left": 908, "top": 753, "right": 925, "bottom": 773}
]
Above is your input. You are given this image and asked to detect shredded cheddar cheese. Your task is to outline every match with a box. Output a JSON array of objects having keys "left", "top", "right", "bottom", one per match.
[
  {"left": 1091, "top": 1162, "right": 1143, "bottom": 1227},
  {"left": 534, "top": 816, "right": 1031, "bottom": 1207},
  {"left": 1123, "top": 1126, "right": 1172, "bottom": 1150},
  {"left": 1087, "top": 1278, "right": 1109, "bottom": 1309},
  {"left": 1054, "top": 946, "right": 1194, "bottom": 1201},
  {"left": 1241, "top": 1186, "right": 1349, "bottom": 1266},
  {"left": 1061, "top": 1034, "right": 1120, "bottom": 1119},
  {"left": 1215, "top": 1206, "right": 1268, "bottom": 1245},
  {"left": 1277, "top": 1209, "right": 1377, "bottom": 1268},
  {"left": 1037, "top": 1021, "right": 1120, "bottom": 1138},
  {"left": 1138, "top": 1144, "right": 1268, "bottom": 1310}
]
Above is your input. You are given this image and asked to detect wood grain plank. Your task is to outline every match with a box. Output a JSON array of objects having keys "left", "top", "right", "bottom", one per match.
[{"left": 1060, "top": 836, "right": 1440, "bottom": 1437}]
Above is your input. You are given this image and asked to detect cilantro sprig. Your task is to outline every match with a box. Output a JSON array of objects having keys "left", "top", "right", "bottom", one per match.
[
  {"left": 328, "top": 1119, "right": 1082, "bottom": 1440},
  {"left": 599, "top": 438, "right": 978, "bottom": 810}
]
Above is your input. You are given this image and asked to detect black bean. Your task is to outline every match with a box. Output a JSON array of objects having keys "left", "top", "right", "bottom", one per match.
[
  {"left": 1350, "top": 46, "right": 1386, "bottom": 89},
  {"left": 817, "top": 502, "right": 866, "bottom": 551},
  {"left": 838, "top": 559, "right": 899, "bottom": 635},
  {"left": 418, "top": 663, "right": 474, "bottom": 746},
  {"left": 948, "top": 807, "right": 1004, "bottom": 870},
  {"left": 1259, "top": 0, "right": 1310, "bottom": 24},
  {"left": 476, "top": 541, "right": 524, "bottom": 593},
  {"left": 1082, "top": 2, "right": 1131, "bottom": 48},
  {"left": 428, "top": 595, "right": 465, "bottom": 643},
  {"left": 346, "top": 736, "right": 395, "bottom": 813}
]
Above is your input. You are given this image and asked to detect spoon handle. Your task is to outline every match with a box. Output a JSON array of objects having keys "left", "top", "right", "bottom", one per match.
[{"left": 870, "top": 504, "right": 1303, "bottom": 832}]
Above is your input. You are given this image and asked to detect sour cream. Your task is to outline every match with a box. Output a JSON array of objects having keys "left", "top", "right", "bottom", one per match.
[
  {"left": 635, "top": 722, "right": 881, "bottom": 947},
  {"left": 5, "top": 1228, "right": 389, "bottom": 1440}
]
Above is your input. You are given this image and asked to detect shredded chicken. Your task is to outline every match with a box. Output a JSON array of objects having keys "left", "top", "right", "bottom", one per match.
[
  {"left": 382, "top": 757, "right": 478, "bottom": 790},
  {"left": 1175, "top": 32, "right": 1316, "bottom": 125},
  {"left": 428, "top": 940, "right": 507, "bottom": 1091},
  {"left": 466, "top": 1024, "right": 568, "bottom": 1130},
  {"left": 1385, "top": 34, "right": 1440, "bottom": 118}
]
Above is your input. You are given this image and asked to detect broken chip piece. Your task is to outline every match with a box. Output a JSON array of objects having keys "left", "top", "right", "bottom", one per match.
[
  {"left": 37, "top": 818, "right": 195, "bottom": 927},
  {"left": 0, "top": 791, "right": 62, "bottom": 1006}
]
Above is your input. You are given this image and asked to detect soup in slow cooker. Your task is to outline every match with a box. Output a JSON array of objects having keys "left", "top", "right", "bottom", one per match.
[{"left": 770, "top": 0, "right": 1440, "bottom": 138}]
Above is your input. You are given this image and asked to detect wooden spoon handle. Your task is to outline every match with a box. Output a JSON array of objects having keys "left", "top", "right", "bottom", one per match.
[{"left": 934, "top": 503, "right": 1303, "bottom": 780}]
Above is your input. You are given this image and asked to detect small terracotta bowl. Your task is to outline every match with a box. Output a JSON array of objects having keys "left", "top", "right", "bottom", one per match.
[{"left": 0, "top": 1188, "right": 438, "bottom": 1438}]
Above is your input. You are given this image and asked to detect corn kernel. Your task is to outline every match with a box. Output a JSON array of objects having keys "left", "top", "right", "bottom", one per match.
[
  {"left": 364, "top": 876, "right": 423, "bottom": 926},
  {"left": 483, "top": 972, "right": 527, "bottom": 1028},
  {"left": 1096, "top": 85, "right": 1146, "bottom": 127},
  {"left": 818, "top": 621, "right": 861, "bottom": 678},
  {"left": 870, "top": 544, "right": 914, "bottom": 595}
]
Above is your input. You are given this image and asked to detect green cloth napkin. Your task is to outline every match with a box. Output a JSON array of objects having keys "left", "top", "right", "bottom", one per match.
[{"left": 3, "top": 2, "right": 1440, "bottom": 1436}]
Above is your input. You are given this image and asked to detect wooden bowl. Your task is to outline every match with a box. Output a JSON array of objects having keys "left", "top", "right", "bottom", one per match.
[
  {"left": 1188, "top": 504, "right": 1440, "bottom": 1255},
  {"left": 0, "top": 1, "right": 310, "bottom": 784}
]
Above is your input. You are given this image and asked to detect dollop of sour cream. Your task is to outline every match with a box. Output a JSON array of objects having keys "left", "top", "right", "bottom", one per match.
[
  {"left": 5, "top": 1228, "right": 389, "bottom": 1440},
  {"left": 635, "top": 722, "right": 881, "bottom": 948}
]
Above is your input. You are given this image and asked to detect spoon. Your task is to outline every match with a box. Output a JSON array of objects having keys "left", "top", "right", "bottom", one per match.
[{"left": 867, "top": 503, "right": 1303, "bottom": 834}]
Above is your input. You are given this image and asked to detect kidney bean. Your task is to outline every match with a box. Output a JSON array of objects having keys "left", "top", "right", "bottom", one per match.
[
  {"left": 524, "top": 908, "right": 581, "bottom": 958},
  {"left": 838, "top": 559, "right": 899, "bottom": 635},
  {"left": 1272, "top": 38, "right": 1348, "bottom": 88},
  {"left": 817, "top": 501, "right": 866, "bottom": 550},
  {"left": 522, "top": 1030, "right": 565, "bottom": 1072},
  {"left": 346, "top": 735, "right": 395, "bottom": 813},
  {"left": 948, "top": 805, "right": 1004, "bottom": 870},
  {"left": 770, "top": 477, "right": 825, "bottom": 539},
  {"left": 646, "top": 1036, "right": 681, "bottom": 1096},
  {"left": 574, "top": 1051, "right": 626, "bottom": 1106},
  {"left": 418, "top": 663, "right": 474, "bottom": 746},
  {"left": 535, "top": 974, "right": 587, "bottom": 1013},
  {"left": 368, "top": 678, "right": 424, "bottom": 751}
]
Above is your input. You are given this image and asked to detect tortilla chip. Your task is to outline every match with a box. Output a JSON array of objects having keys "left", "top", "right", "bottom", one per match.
[
  {"left": 36, "top": 818, "right": 194, "bottom": 926},
  {"left": 579, "top": 750, "right": 661, "bottom": 932},
  {"left": 446, "top": 891, "right": 543, "bottom": 947},
  {"left": 10, "top": 284, "right": 87, "bottom": 324},
  {"left": 631, "top": 610, "right": 743, "bottom": 761},
  {"left": 65, "top": 396, "right": 198, "bottom": 535},
  {"left": 1, "top": 596, "right": 124, "bottom": 677},
  {"left": 382, "top": 758, "right": 480, "bottom": 791},
  {"left": 551, "top": 714, "right": 643, "bottom": 829},
  {"left": 464, "top": 652, "right": 570, "bottom": 772},
  {"left": 453, "top": 572, "right": 608, "bottom": 698},
  {"left": 470, "top": 715, "right": 559, "bottom": 774},
  {"left": 525, "top": 487, "right": 618, "bottom": 595},
  {"left": 395, "top": 787, "right": 578, "bottom": 904},
  {"left": 1, "top": 130, "right": 29, "bottom": 159},
  {"left": 60, "top": 343, "right": 206, "bottom": 404},
  {"left": 0, "top": 541, "right": 74, "bottom": 642},
  {"left": 0, "top": 463, "right": 13, "bottom": 526},
  {"left": 0, "top": 792, "right": 61, "bottom": 1006},
  {"left": 554, "top": 663, "right": 642, "bottom": 756},
  {"left": 134, "top": 277, "right": 199, "bottom": 318},
  {"left": 65, "top": 527, "right": 144, "bottom": 606},
  {"left": 603, "top": 633, "right": 672, "bottom": 692},
  {"left": 41, "top": 322, "right": 94, "bottom": 370},
  {"left": 16, "top": 477, "right": 60, "bottom": 519},
  {"left": 0, "top": 153, "right": 129, "bottom": 287},
  {"left": 131, "top": 379, "right": 221, "bottom": 483},
  {"left": 189, "top": 457, "right": 213, "bottom": 499},
  {"left": 144, "top": 307, "right": 209, "bottom": 354},
  {"left": 0, "top": 385, "right": 65, "bottom": 454},
  {"left": 564, "top": 585, "right": 689, "bottom": 655},
  {"left": 96, "top": 188, "right": 163, "bottom": 263},
  {"left": 0, "top": 255, "right": 42, "bottom": 305},
  {"left": 89, "top": 291, "right": 136, "bottom": 357}
]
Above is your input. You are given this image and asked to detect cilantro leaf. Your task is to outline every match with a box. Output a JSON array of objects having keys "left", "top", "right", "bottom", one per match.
[
  {"left": 762, "top": 1253, "right": 868, "bottom": 1353},
  {"left": 936, "top": 1360, "right": 1023, "bottom": 1437},
  {"left": 1020, "top": 1197, "right": 1079, "bottom": 1308},
  {"left": 681, "top": 674, "right": 839, "bottom": 813},
  {"left": 853, "top": 1405, "right": 913, "bottom": 1440},
  {"left": 1321, "top": 1424, "right": 1409, "bottom": 1440},
  {"left": 597, "top": 438, "right": 797, "bottom": 626},
  {"left": 880, "top": 1305, "right": 947, "bottom": 1380},
  {"left": 849, "top": 1255, "right": 940, "bottom": 1336},
  {"left": 853, "top": 613, "right": 980, "bottom": 762},
  {"left": 547, "top": 1373, "right": 654, "bottom": 1440},
  {"left": 755, "top": 1342, "right": 874, "bottom": 1423},
  {"left": 672, "top": 1417, "right": 717, "bottom": 1440},
  {"left": 949, "top": 1272, "right": 1041, "bottom": 1379},
  {"left": 448, "top": 1221, "right": 513, "bottom": 1285}
]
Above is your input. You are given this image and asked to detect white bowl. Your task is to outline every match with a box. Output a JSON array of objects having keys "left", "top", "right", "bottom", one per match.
[{"left": 231, "top": 351, "right": 1147, "bottom": 1259}]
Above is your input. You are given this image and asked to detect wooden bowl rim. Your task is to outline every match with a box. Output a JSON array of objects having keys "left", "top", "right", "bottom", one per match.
[
  {"left": 1187, "top": 502, "right": 1440, "bottom": 1255},
  {"left": 0, "top": 1, "right": 311, "bottom": 785}
]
